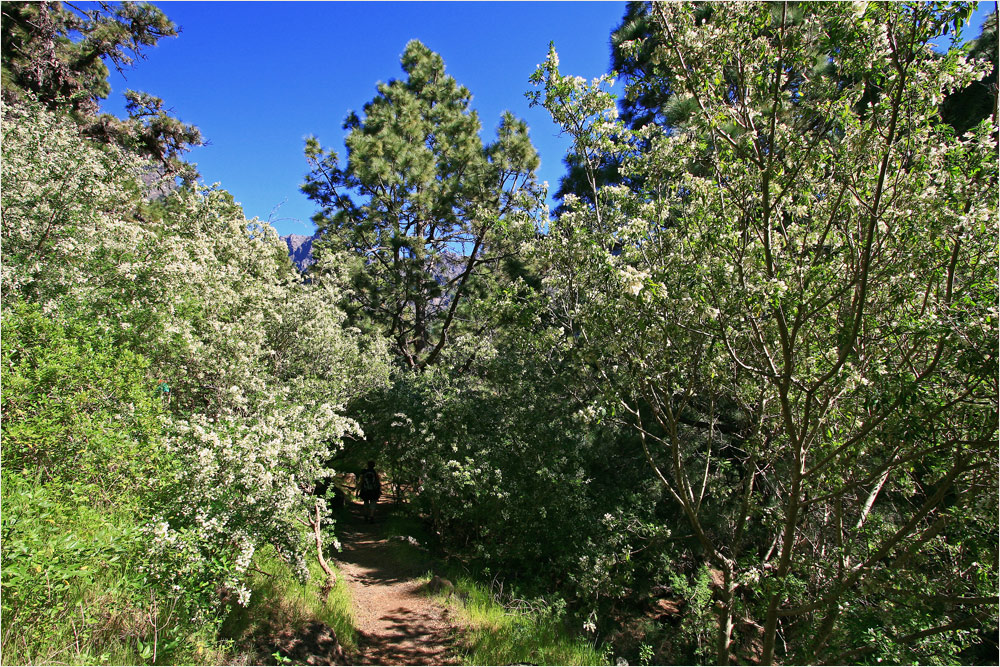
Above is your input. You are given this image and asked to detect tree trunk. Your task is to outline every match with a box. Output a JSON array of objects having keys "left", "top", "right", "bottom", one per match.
[
  {"left": 715, "top": 567, "right": 737, "bottom": 666},
  {"left": 310, "top": 500, "right": 336, "bottom": 604}
]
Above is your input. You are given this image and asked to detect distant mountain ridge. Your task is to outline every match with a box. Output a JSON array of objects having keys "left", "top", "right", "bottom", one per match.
[{"left": 281, "top": 232, "right": 320, "bottom": 272}]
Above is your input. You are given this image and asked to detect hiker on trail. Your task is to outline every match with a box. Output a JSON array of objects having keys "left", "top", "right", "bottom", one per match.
[{"left": 357, "top": 460, "right": 381, "bottom": 523}]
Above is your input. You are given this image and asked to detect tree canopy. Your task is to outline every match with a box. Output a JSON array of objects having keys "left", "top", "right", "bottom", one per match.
[
  {"left": 530, "top": 2, "right": 997, "bottom": 663},
  {"left": 302, "top": 40, "right": 544, "bottom": 370},
  {"left": 1, "top": 1, "right": 202, "bottom": 184}
]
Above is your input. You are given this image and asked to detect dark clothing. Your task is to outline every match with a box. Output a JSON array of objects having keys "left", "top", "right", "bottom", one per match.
[{"left": 359, "top": 469, "right": 381, "bottom": 502}]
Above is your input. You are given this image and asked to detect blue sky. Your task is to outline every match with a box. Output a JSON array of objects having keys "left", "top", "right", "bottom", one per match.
[
  {"left": 100, "top": 2, "right": 629, "bottom": 237},
  {"left": 100, "top": 2, "right": 995, "bottom": 238}
]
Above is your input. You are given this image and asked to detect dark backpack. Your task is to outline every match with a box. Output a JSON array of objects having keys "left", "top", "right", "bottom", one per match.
[{"left": 361, "top": 469, "right": 379, "bottom": 494}]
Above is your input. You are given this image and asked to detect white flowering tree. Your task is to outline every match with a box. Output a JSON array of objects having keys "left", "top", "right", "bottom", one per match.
[
  {"left": 532, "top": 2, "right": 997, "bottom": 664},
  {"left": 2, "top": 98, "right": 390, "bottom": 624}
]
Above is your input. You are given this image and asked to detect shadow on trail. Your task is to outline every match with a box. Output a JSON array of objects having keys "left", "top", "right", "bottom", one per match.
[
  {"left": 358, "top": 604, "right": 456, "bottom": 665},
  {"left": 334, "top": 498, "right": 457, "bottom": 666},
  {"left": 254, "top": 620, "right": 344, "bottom": 666},
  {"left": 336, "top": 498, "right": 427, "bottom": 583}
]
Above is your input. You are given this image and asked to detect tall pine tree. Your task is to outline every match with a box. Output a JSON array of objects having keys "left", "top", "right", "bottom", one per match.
[{"left": 302, "top": 40, "right": 543, "bottom": 370}]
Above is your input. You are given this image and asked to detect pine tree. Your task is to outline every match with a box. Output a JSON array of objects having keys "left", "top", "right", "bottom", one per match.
[
  {"left": 1, "top": 1, "right": 175, "bottom": 114},
  {"left": 302, "top": 40, "right": 543, "bottom": 370},
  {"left": 1, "top": 1, "right": 202, "bottom": 184}
]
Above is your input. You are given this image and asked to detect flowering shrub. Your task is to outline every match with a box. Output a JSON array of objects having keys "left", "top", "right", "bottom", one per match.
[
  {"left": 530, "top": 3, "right": 997, "bottom": 664},
  {"left": 1, "top": 97, "right": 389, "bottom": 660}
]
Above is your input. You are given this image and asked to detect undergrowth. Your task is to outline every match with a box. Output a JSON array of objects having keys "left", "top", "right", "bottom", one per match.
[
  {"left": 219, "top": 544, "right": 356, "bottom": 664},
  {"left": 1, "top": 469, "right": 222, "bottom": 666},
  {"left": 426, "top": 574, "right": 608, "bottom": 666},
  {"left": 1, "top": 473, "right": 354, "bottom": 667}
]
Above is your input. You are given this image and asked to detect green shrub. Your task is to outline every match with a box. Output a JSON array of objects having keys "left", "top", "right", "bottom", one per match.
[
  {"left": 0, "top": 303, "right": 198, "bottom": 664},
  {"left": 1, "top": 302, "right": 172, "bottom": 500}
]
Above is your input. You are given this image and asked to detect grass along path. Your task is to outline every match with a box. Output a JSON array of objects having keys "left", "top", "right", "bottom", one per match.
[{"left": 334, "top": 499, "right": 459, "bottom": 665}]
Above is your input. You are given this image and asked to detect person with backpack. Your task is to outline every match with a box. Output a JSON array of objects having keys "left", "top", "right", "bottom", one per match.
[{"left": 357, "top": 460, "right": 381, "bottom": 523}]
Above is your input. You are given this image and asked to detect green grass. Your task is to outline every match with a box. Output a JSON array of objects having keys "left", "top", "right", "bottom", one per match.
[
  {"left": 1, "top": 471, "right": 357, "bottom": 666},
  {"left": 3, "top": 482, "right": 600, "bottom": 666},
  {"left": 1, "top": 534, "right": 354, "bottom": 666},
  {"left": 426, "top": 574, "right": 608, "bottom": 666},
  {"left": 0, "top": 472, "right": 220, "bottom": 666}
]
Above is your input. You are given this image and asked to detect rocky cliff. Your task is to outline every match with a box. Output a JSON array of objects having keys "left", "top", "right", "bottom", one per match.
[{"left": 281, "top": 233, "right": 319, "bottom": 272}]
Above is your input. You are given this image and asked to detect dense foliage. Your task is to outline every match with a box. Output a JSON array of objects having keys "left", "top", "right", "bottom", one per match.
[
  {"left": 3, "top": 2, "right": 997, "bottom": 666},
  {"left": 334, "top": 3, "right": 997, "bottom": 666},
  {"left": 1, "top": 97, "right": 388, "bottom": 662},
  {"left": 525, "top": 2, "right": 998, "bottom": 663}
]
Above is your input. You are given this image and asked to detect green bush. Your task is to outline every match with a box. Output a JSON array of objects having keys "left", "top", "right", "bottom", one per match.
[
  {"left": 2, "top": 302, "right": 172, "bottom": 497},
  {"left": 0, "top": 303, "right": 196, "bottom": 663}
]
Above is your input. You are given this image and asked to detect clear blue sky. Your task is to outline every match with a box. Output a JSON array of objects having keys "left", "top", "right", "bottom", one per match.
[
  {"left": 100, "top": 2, "right": 630, "bottom": 238},
  {"left": 100, "top": 2, "right": 995, "bottom": 238}
]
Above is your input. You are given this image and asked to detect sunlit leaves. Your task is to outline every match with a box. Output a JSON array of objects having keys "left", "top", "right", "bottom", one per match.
[{"left": 532, "top": 2, "right": 997, "bottom": 663}]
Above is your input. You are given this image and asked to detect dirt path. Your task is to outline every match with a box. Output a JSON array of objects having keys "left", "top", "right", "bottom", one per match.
[{"left": 335, "top": 500, "right": 459, "bottom": 665}]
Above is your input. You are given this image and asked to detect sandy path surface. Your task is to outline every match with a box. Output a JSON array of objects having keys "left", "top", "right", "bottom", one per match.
[{"left": 335, "top": 500, "right": 458, "bottom": 665}]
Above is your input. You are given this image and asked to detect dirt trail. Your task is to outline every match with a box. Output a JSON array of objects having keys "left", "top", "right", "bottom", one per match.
[{"left": 335, "top": 500, "right": 459, "bottom": 666}]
